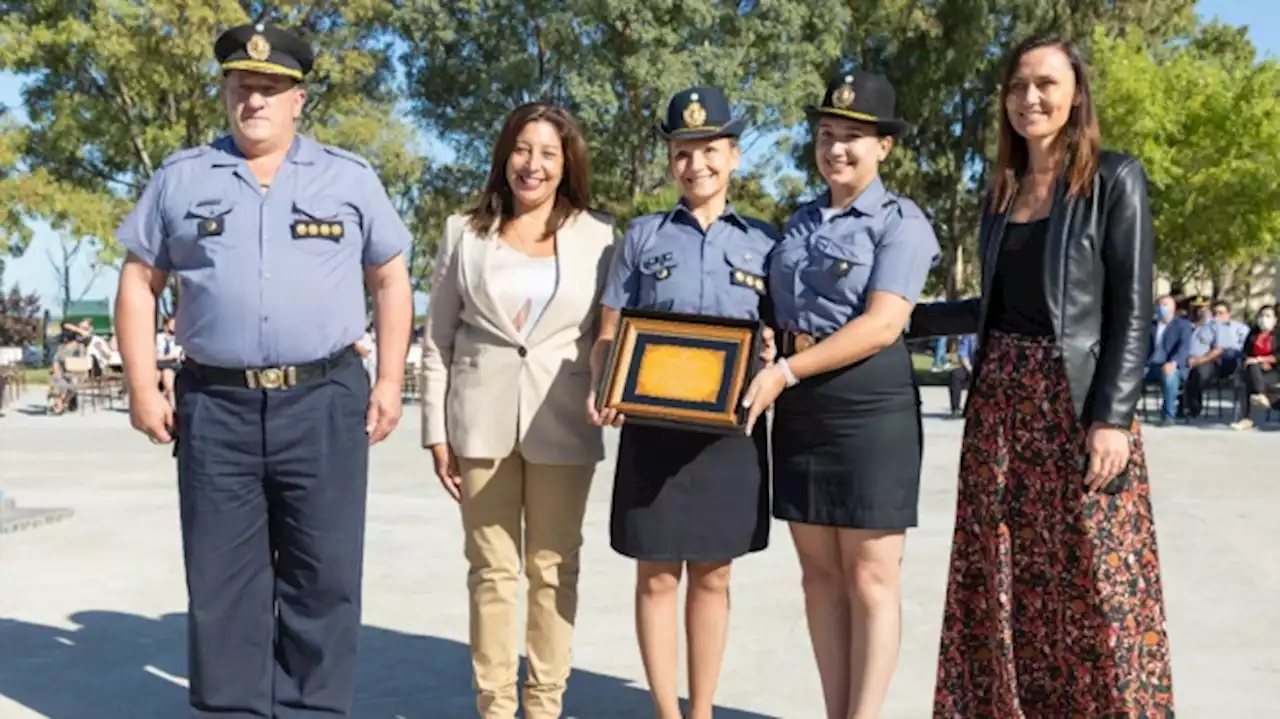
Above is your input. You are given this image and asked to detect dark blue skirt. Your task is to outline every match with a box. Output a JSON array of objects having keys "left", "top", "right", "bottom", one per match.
[
  {"left": 771, "top": 337, "right": 923, "bottom": 530},
  {"left": 610, "top": 420, "right": 770, "bottom": 563}
]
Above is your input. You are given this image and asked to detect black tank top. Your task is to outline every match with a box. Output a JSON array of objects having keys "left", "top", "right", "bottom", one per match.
[{"left": 988, "top": 217, "right": 1054, "bottom": 337}]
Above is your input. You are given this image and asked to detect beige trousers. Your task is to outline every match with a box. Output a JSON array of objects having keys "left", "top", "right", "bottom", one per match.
[{"left": 458, "top": 450, "right": 595, "bottom": 719}]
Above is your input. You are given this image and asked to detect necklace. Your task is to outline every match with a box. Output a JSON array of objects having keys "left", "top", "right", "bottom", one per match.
[{"left": 506, "top": 219, "right": 551, "bottom": 256}]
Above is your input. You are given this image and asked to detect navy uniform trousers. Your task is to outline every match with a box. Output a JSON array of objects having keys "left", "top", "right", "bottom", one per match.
[{"left": 174, "top": 352, "right": 370, "bottom": 718}]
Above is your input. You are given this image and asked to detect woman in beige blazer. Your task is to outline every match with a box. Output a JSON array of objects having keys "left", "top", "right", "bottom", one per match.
[{"left": 420, "top": 102, "right": 614, "bottom": 719}]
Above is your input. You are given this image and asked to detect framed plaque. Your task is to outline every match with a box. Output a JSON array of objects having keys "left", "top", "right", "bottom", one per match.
[{"left": 595, "top": 308, "right": 763, "bottom": 435}]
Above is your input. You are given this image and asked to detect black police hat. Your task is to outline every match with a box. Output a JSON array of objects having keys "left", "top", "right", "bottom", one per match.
[
  {"left": 805, "top": 71, "right": 908, "bottom": 137},
  {"left": 215, "top": 23, "right": 314, "bottom": 81},
  {"left": 656, "top": 86, "right": 746, "bottom": 141}
]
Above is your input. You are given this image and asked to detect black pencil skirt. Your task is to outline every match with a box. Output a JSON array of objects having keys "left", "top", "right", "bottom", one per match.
[
  {"left": 610, "top": 421, "right": 770, "bottom": 563},
  {"left": 772, "top": 336, "right": 923, "bottom": 530}
]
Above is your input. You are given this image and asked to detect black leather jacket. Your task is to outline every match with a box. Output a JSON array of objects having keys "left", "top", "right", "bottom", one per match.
[{"left": 910, "top": 150, "right": 1154, "bottom": 428}]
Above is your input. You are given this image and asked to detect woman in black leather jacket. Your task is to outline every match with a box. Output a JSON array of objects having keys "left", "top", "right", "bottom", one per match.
[{"left": 911, "top": 35, "right": 1175, "bottom": 717}]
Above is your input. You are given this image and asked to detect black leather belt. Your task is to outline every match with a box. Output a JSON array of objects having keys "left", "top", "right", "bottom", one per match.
[
  {"left": 778, "top": 330, "right": 827, "bottom": 357},
  {"left": 185, "top": 346, "right": 358, "bottom": 390}
]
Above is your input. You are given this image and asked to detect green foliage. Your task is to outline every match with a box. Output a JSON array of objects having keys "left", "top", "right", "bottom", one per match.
[
  {"left": 1091, "top": 23, "right": 1280, "bottom": 282},
  {"left": 0, "top": 0, "right": 429, "bottom": 284},
  {"left": 0, "top": 283, "right": 42, "bottom": 345}
]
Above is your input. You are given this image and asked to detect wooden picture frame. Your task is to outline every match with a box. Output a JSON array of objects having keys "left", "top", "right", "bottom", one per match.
[{"left": 596, "top": 308, "right": 763, "bottom": 435}]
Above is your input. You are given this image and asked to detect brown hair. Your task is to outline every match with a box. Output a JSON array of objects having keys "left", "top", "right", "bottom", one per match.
[
  {"left": 990, "top": 35, "right": 1101, "bottom": 212},
  {"left": 467, "top": 102, "right": 591, "bottom": 236}
]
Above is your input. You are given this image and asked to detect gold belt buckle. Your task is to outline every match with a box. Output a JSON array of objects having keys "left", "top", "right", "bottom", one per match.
[
  {"left": 794, "top": 333, "right": 817, "bottom": 353},
  {"left": 245, "top": 366, "right": 297, "bottom": 390}
]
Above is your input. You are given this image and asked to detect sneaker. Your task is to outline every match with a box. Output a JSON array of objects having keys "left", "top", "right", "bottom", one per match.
[
  {"left": 1250, "top": 394, "right": 1272, "bottom": 410},
  {"left": 1230, "top": 418, "right": 1255, "bottom": 431}
]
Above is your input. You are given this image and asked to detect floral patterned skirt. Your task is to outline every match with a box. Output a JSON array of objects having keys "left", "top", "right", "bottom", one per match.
[{"left": 933, "top": 332, "right": 1175, "bottom": 718}]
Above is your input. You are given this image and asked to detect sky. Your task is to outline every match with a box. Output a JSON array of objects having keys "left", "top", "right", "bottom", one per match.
[{"left": 0, "top": 0, "right": 1275, "bottom": 315}]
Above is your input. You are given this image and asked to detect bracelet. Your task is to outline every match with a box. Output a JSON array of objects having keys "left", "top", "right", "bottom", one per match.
[{"left": 776, "top": 357, "right": 800, "bottom": 388}]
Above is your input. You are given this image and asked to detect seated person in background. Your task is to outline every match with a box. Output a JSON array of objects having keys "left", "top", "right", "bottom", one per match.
[
  {"left": 947, "top": 333, "right": 976, "bottom": 418},
  {"left": 47, "top": 338, "right": 82, "bottom": 415},
  {"left": 1145, "top": 294, "right": 1193, "bottom": 426},
  {"left": 1230, "top": 305, "right": 1279, "bottom": 431},
  {"left": 156, "top": 316, "right": 183, "bottom": 406},
  {"left": 1184, "top": 299, "right": 1246, "bottom": 419}
]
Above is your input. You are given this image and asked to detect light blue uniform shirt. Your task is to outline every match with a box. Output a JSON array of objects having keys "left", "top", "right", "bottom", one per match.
[
  {"left": 601, "top": 203, "right": 778, "bottom": 321},
  {"left": 115, "top": 135, "right": 411, "bottom": 368},
  {"left": 769, "top": 177, "right": 940, "bottom": 335},
  {"left": 1193, "top": 319, "right": 1248, "bottom": 359}
]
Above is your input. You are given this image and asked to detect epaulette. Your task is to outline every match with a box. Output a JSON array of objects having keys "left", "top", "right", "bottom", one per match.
[
  {"left": 159, "top": 145, "right": 212, "bottom": 169},
  {"left": 322, "top": 145, "right": 372, "bottom": 169}
]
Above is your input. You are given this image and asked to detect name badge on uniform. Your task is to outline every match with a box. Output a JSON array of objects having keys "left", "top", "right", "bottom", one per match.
[
  {"left": 642, "top": 252, "right": 677, "bottom": 281},
  {"left": 291, "top": 220, "right": 345, "bottom": 242},
  {"left": 730, "top": 268, "right": 767, "bottom": 295},
  {"left": 197, "top": 217, "right": 225, "bottom": 238}
]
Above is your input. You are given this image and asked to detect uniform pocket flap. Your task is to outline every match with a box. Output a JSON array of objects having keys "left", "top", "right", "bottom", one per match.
[
  {"left": 723, "top": 247, "right": 767, "bottom": 274},
  {"left": 186, "top": 199, "right": 232, "bottom": 219},
  {"left": 813, "top": 235, "right": 872, "bottom": 264},
  {"left": 292, "top": 198, "right": 345, "bottom": 221}
]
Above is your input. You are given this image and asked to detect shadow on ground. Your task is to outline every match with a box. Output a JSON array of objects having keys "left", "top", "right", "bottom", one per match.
[{"left": 0, "top": 611, "right": 777, "bottom": 718}]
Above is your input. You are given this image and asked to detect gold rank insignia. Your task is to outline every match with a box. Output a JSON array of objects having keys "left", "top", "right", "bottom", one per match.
[
  {"left": 247, "top": 34, "right": 272, "bottom": 62},
  {"left": 655, "top": 267, "right": 671, "bottom": 280},
  {"left": 832, "top": 76, "right": 856, "bottom": 109},
  {"left": 683, "top": 93, "right": 708, "bottom": 129},
  {"left": 292, "top": 220, "right": 345, "bottom": 241},
  {"left": 731, "top": 269, "right": 767, "bottom": 295}
]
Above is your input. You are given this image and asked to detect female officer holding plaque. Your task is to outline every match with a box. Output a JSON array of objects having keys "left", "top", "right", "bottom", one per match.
[
  {"left": 588, "top": 85, "right": 776, "bottom": 719},
  {"left": 741, "top": 71, "right": 939, "bottom": 719}
]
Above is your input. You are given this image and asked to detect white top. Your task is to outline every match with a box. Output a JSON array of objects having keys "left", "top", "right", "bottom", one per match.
[
  {"left": 155, "top": 332, "right": 182, "bottom": 360},
  {"left": 489, "top": 242, "right": 559, "bottom": 337}
]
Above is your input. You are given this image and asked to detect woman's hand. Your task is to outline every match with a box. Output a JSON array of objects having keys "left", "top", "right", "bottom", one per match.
[
  {"left": 760, "top": 326, "right": 777, "bottom": 364},
  {"left": 741, "top": 363, "right": 787, "bottom": 435},
  {"left": 430, "top": 443, "right": 463, "bottom": 501},
  {"left": 1085, "top": 423, "right": 1130, "bottom": 492},
  {"left": 586, "top": 390, "right": 625, "bottom": 428}
]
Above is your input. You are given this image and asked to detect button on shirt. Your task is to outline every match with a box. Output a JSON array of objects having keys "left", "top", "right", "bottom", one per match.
[
  {"left": 115, "top": 135, "right": 412, "bottom": 368},
  {"left": 769, "top": 177, "right": 940, "bottom": 335},
  {"left": 601, "top": 203, "right": 778, "bottom": 321}
]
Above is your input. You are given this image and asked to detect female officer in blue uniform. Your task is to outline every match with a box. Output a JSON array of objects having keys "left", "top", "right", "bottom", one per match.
[
  {"left": 742, "top": 71, "right": 939, "bottom": 719},
  {"left": 589, "top": 85, "right": 776, "bottom": 719}
]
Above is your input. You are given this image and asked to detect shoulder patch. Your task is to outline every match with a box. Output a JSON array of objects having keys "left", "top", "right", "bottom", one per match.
[
  {"left": 322, "top": 145, "right": 372, "bottom": 169},
  {"left": 159, "top": 145, "right": 212, "bottom": 169}
]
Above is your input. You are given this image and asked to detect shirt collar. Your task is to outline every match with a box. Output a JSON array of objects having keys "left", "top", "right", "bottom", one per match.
[
  {"left": 661, "top": 198, "right": 749, "bottom": 231},
  {"left": 209, "top": 134, "right": 314, "bottom": 166},
  {"left": 814, "top": 175, "right": 888, "bottom": 220}
]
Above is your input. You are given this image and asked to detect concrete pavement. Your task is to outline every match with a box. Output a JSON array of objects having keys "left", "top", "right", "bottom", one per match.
[{"left": 1, "top": 387, "right": 1276, "bottom": 718}]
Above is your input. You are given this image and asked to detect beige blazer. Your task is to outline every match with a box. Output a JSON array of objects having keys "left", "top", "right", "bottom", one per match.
[{"left": 420, "top": 210, "right": 616, "bottom": 465}]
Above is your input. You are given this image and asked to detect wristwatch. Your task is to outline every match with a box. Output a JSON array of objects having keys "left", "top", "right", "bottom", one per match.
[{"left": 776, "top": 357, "right": 800, "bottom": 388}]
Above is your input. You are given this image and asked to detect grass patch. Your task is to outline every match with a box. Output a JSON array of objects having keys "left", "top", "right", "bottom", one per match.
[
  {"left": 19, "top": 367, "right": 51, "bottom": 385},
  {"left": 911, "top": 353, "right": 950, "bottom": 386}
]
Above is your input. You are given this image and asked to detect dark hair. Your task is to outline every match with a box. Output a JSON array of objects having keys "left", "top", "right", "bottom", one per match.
[
  {"left": 991, "top": 35, "right": 1101, "bottom": 211},
  {"left": 467, "top": 102, "right": 591, "bottom": 237}
]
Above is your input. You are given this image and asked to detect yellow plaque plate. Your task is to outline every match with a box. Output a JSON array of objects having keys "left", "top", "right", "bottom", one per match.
[{"left": 595, "top": 309, "right": 763, "bottom": 434}]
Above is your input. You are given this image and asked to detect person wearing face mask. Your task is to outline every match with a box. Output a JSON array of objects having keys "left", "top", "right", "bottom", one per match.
[
  {"left": 589, "top": 85, "right": 777, "bottom": 719},
  {"left": 1146, "top": 294, "right": 1194, "bottom": 426},
  {"left": 738, "top": 71, "right": 939, "bottom": 719},
  {"left": 1229, "top": 304, "right": 1279, "bottom": 430},
  {"left": 421, "top": 102, "right": 615, "bottom": 718},
  {"left": 910, "top": 35, "right": 1174, "bottom": 716},
  {"left": 1185, "top": 299, "right": 1245, "bottom": 419},
  {"left": 113, "top": 24, "right": 415, "bottom": 717}
]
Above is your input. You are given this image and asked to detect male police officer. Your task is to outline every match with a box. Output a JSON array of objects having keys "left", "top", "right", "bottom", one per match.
[{"left": 113, "top": 23, "right": 413, "bottom": 718}]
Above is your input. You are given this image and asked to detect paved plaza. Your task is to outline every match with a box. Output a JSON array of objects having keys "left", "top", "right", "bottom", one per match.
[{"left": 1, "top": 386, "right": 1277, "bottom": 718}]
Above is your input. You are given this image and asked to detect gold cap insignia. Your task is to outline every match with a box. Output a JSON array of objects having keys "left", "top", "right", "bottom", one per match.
[
  {"left": 247, "top": 34, "right": 272, "bottom": 62},
  {"left": 683, "top": 96, "right": 707, "bottom": 129},
  {"left": 832, "top": 80, "right": 856, "bottom": 110}
]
